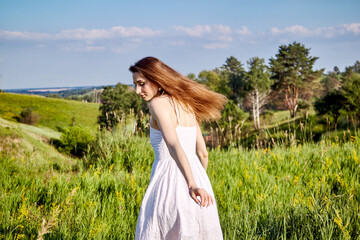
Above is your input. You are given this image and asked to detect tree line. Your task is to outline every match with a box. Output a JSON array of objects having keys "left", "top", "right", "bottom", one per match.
[{"left": 98, "top": 41, "right": 360, "bottom": 146}]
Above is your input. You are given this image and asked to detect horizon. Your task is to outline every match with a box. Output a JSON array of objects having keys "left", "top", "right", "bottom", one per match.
[
  {"left": 1, "top": 0, "right": 359, "bottom": 89},
  {"left": 3, "top": 84, "right": 115, "bottom": 91}
]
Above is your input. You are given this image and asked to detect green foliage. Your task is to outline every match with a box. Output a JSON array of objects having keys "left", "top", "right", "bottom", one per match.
[
  {"left": 320, "top": 72, "right": 341, "bottom": 96},
  {"left": 19, "top": 107, "right": 40, "bottom": 125},
  {"left": 0, "top": 92, "right": 99, "bottom": 131},
  {"left": 196, "top": 69, "right": 231, "bottom": 97},
  {"left": 342, "top": 73, "right": 360, "bottom": 114},
  {"left": 222, "top": 56, "right": 246, "bottom": 104},
  {"left": 245, "top": 57, "right": 272, "bottom": 92},
  {"left": 314, "top": 91, "right": 348, "bottom": 130},
  {"left": 270, "top": 42, "right": 323, "bottom": 117},
  {"left": 354, "top": 60, "right": 360, "bottom": 74},
  {"left": 204, "top": 100, "right": 248, "bottom": 148},
  {"left": 98, "top": 83, "right": 146, "bottom": 131},
  {"left": 245, "top": 57, "right": 273, "bottom": 129},
  {"left": 54, "top": 125, "right": 95, "bottom": 157},
  {"left": 85, "top": 130, "right": 154, "bottom": 171}
]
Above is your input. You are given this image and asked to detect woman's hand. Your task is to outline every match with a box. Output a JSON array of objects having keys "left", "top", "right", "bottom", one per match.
[{"left": 189, "top": 187, "right": 214, "bottom": 208}]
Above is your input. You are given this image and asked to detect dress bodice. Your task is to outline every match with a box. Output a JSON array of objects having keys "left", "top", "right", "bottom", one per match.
[{"left": 150, "top": 125, "right": 197, "bottom": 163}]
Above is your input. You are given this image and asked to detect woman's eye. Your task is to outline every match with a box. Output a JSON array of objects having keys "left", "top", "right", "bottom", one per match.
[{"left": 140, "top": 83, "right": 145, "bottom": 86}]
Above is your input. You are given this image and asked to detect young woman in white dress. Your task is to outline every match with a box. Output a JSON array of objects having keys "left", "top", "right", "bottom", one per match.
[{"left": 130, "top": 57, "right": 226, "bottom": 240}]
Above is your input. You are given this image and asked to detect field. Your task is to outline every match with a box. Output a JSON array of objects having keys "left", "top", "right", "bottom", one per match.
[
  {"left": 0, "top": 93, "right": 359, "bottom": 239},
  {"left": 0, "top": 116, "right": 359, "bottom": 239}
]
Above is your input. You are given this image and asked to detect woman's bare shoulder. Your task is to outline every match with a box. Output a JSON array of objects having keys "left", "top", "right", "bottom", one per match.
[{"left": 148, "top": 96, "right": 172, "bottom": 112}]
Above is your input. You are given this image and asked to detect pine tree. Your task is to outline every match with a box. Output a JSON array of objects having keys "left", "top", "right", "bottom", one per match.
[{"left": 270, "top": 42, "right": 323, "bottom": 117}]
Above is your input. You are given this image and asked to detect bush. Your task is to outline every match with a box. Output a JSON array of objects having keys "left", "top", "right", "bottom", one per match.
[
  {"left": 19, "top": 107, "right": 40, "bottom": 125},
  {"left": 53, "top": 125, "right": 95, "bottom": 157}
]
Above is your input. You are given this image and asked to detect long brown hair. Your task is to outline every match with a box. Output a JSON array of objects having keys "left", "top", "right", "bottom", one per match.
[{"left": 129, "top": 57, "right": 227, "bottom": 122}]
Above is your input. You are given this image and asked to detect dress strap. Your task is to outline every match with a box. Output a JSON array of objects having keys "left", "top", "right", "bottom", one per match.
[{"left": 161, "top": 96, "right": 180, "bottom": 126}]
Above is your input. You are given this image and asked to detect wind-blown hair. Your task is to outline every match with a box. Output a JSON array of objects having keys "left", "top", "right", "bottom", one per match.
[{"left": 129, "top": 56, "right": 227, "bottom": 122}]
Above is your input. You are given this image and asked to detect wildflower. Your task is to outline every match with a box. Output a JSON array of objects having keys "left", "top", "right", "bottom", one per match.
[
  {"left": 293, "top": 175, "right": 300, "bottom": 185},
  {"left": 94, "top": 171, "right": 101, "bottom": 177},
  {"left": 334, "top": 209, "right": 350, "bottom": 239},
  {"left": 116, "top": 191, "right": 124, "bottom": 202},
  {"left": 353, "top": 149, "right": 359, "bottom": 164},
  {"left": 109, "top": 164, "right": 114, "bottom": 173},
  {"left": 16, "top": 233, "right": 25, "bottom": 240},
  {"left": 307, "top": 196, "right": 314, "bottom": 211}
]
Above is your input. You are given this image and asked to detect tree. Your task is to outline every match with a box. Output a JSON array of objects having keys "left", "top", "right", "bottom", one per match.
[
  {"left": 196, "top": 69, "right": 231, "bottom": 97},
  {"left": 342, "top": 73, "right": 360, "bottom": 115},
  {"left": 354, "top": 60, "right": 360, "bottom": 73},
  {"left": 333, "top": 66, "right": 340, "bottom": 75},
  {"left": 222, "top": 56, "right": 246, "bottom": 105},
  {"left": 98, "top": 83, "right": 144, "bottom": 131},
  {"left": 314, "top": 91, "right": 347, "bottom": 131},
  {"left": 320, "top": 72, "right": 341, "bottom": 96},
  {"left": 269, "top": 42, "right": 323, "bottom": 118},
  {"left": 244, "top": 57, "right": 272, "bottom": 129},
  {"left": 19, "top": 107, "right": 40, "bottom": 125},
  {"left": 204, "top": 100, "right": 248, "bottom": 147}
]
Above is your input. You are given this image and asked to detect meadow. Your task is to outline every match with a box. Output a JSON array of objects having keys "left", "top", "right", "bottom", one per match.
[
  {"left": 0, "top": 92, "right": 360, "bottom": 239},
  {"left": 0, "top": 116, "right": 359, "bottom": 239}
]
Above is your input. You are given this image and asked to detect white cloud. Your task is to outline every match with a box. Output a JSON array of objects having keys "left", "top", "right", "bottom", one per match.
[
  {"left": 343, "top": 23, "right": 360, "bottom": 34},
  {"left": 60, "top": 43, "right": 106, "bottom": 52},
  {"left": 172, "top": 24, "right": 234, "bottom": 49},
  {"left": 1, "top": 23, "right": 358, "bottom": 54},
  {"left": 271, "top": 25, "right": 312, "bottom": 37},
  {"left": 0, "top": 31, "right": 52, "bottom": 40},
  {"left": 0, "top": 26, "right": 161, "bottom": 41},
  {"left": 236, "top": 26, "right": 251, "bottom": 36},
  {"left": 270, "top": 23, "right": 360, "bottom": 38},
  {"left": 111, "top": 26, "right": 161, "bottom": 37},
  {"left": 270, "top": 27, "right": 281, "bottom": 35},
  {"left": 173, "top": 24, "right": 232, "bottom": 37}
]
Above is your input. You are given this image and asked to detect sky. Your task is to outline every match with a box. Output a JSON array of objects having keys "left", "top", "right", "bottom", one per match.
[{"left": 0, "top": 0, "right": 359, "bottom": 90}]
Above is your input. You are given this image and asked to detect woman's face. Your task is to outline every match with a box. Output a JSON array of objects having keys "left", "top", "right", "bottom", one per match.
[{"left": 132, "top": 72, "right": 159, "bottom": 101}]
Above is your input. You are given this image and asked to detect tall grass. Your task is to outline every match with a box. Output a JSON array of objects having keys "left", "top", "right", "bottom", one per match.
[{"left": 1, "top": 119, "right": 359, "bottom": 239}]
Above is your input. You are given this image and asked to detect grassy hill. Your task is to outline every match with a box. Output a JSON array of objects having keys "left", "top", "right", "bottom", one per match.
[{"left": 0, "top": 92, "right": 99, "bottom": 131}]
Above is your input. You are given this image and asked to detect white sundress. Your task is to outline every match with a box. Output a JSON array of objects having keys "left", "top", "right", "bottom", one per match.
[{"left": 135, "top": 97, "right": 223, "bottom": 240}]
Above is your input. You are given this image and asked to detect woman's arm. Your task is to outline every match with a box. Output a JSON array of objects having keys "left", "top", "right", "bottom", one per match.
[
  {"left": 149, "top": 97, "right": 213, "bottom": 207},
  {"left": 195, "top": 122, "right": 209, "bottom": 171}
]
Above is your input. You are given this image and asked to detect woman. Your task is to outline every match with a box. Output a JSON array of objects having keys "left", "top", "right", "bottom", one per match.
[{"left": 130, "top": 57, "right": 226, "bottom": 240}]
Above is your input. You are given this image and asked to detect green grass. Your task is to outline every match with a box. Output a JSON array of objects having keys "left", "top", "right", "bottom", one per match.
[
  {"left": 0, "top": 92, "right": 99, "bottom": 132},
  {"left": 0, "top": 117, "right": 359, "bottom": 239}
]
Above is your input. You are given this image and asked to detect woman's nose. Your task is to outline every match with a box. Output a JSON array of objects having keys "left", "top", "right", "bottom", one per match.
[{"left": 135, "top": 86, "right": 141, "bottom": 94}]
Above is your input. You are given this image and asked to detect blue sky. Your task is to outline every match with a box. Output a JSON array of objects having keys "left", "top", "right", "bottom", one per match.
[{"left": 1, "top": 0, "right": 359, "bottom": 89}]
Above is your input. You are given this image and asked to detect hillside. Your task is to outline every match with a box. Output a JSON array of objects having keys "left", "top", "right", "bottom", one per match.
[
  {"left": 0, "top": 117, "right": 76, "bottom": 171},
  {"left": 0, "top": 92, "right": 100, "bottom": 131}
]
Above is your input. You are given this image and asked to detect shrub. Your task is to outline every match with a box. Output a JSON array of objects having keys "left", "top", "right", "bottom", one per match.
[
  {"left": 54, "top": 125, "right": 95, "bottom": 157},
  {"left": 19, "top": 107, "right": 40, "bottom": 125}
]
